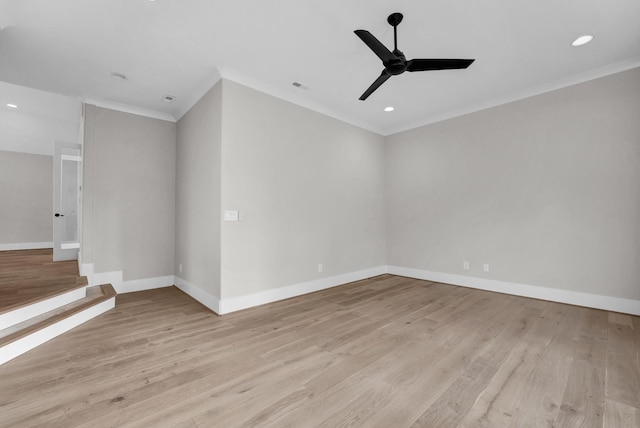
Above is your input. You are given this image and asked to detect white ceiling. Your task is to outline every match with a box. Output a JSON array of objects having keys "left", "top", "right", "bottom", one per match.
[
  {"left": 0, "top": 81, "right": 80, "bottom": 155},
  {"left": 1, "top": 0, "right": 639, "bottom": 135}
]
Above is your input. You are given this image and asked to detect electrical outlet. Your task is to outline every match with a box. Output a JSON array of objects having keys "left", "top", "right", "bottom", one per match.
[
  {"left": 483, "top": 263, "right": 489, "bottom": 272},
  {"left": 318, "top": 263, "right": 323, "bottom": 273},
  {"left": 179, "top": 263, "right": 183, "bottom": 273},
  {"left": 463, "top": 261, "right": 470, "bottom": 270}
]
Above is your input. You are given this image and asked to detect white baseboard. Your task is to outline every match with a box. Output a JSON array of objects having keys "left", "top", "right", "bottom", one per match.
[
  {"left": 0, "top": 242, "right": 54, "bottom": 251},
  {"left": 76, "top": 264, "right": 640, "bottom": 316},
  {"left": 219, "top": 265, "right": 388, "bottom": 315},
  {"left": 0, "top": 297, "right": 115, "bottom": 366},
  {"left": 92, "top": 270, "right": 123, "bottom": 291},
  {"left": 87, "top": 269, "right": 173, "bottom": 294},
  {"left": 0, "top": 287, "right": 87, "bottom": 331},
  {"left": 81, "top": 263, "right": 174, "bottom": 294},
  {"left": 118, "top": 275, "right": 174, "bottom": 294},
  {"left": 388, "top": 266, "right": 640, "bottom": 316},
  {"left": 174, "top": 266, "right": 387, "bottom": 316},
  {"left": 174, "top": 276, "right": 221, "bottom": 314}
]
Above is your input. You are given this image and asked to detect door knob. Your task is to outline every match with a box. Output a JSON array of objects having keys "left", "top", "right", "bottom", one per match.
[{"left": 54, "top": 213, "right": 64, "bottom": 217}]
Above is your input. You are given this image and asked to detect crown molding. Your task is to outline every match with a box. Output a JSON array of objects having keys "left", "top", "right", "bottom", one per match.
[
  {"left": 82, "top": 97, "right": 176, "bottom": 122},
  {"left": 217, "top": 67, "right": 385, "bottom": 136},
  {"left": 385, "top": 57, "right": 640, "bottom": 136}
]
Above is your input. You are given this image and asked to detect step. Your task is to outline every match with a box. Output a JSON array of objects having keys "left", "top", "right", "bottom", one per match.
[
  {"left": 0, "top": 282, "right": 88, "bottom": 330},
  {"left": 0, "top": 248, "right": 89, "bottom": 331},
  {"left": 0, "top": 284, "right": 116, "bottom": 365}
]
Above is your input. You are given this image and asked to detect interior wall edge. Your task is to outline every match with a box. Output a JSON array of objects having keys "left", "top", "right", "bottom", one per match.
[{"left": 174, "top": 276, "right": 222, "bottom": 315}]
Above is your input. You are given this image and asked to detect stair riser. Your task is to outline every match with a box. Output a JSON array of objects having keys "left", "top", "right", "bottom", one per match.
[
  {"left": 0, "top": 297, "right": 115, "bottom": 365},
  {"left": 0, "top": 287, "right": 87, "bottom": 330}
]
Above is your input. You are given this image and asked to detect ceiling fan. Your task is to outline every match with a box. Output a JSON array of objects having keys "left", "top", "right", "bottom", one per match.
[{"left": 354, "top": 12, "right": 475, "bottom": 100}]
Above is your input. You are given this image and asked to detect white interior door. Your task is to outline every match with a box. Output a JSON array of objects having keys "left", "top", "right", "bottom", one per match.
[{"left": 53, "top": 141, "right": 82, "bottom": 262}]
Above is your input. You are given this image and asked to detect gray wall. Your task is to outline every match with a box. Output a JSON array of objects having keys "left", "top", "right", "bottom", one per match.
[
  {"left": 175, "top": 82, "right": 222, "bottom": 299},
  {"left": 386, "top": 67, "right": 640, "bottom": 300},
  {"left": 220, "top": 80, "right": 387, "bottom": 299},
  {"left": 0, "top": 150, "right": 52, "bottom": 244},
  {"left": 82, "top": 105, "right": 176, "bottom": 281},
  {"left": 80, "top": 67, "right": 639, "bottom": 307}
]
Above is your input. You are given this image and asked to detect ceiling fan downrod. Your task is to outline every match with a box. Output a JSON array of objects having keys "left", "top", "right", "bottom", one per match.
[{"left": 387, "top": 12, "right": 403, "bottom": 52}]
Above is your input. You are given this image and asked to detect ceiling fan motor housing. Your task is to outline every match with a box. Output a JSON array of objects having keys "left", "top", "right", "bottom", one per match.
[
  {"left": 385, "top": 61, "right": 406, "bottom": 75},
  {"left": 385, "top": 50, "right": 407, "bottom": 75}
]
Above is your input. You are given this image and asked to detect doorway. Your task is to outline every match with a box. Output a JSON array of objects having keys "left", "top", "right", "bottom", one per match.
[{"left": 53, "top": 141, "right": 81, "bottom": 262}]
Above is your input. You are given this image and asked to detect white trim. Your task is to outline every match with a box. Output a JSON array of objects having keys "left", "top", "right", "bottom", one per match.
[
  {"left": 0, "top": 287, "right": 86, "bottom": 330},
  {"left": 93, "top": 270, "right": 123, "bottom": 290},
  {"left": 118, "top": 275, "right": 174, "bottom": 294},
  {"left": 0, "top": 242, "right": 54, "bottom": 251},
  {"left": 218, "top": 72, "right": 384, "bottom": 135},
  {"left": 174, "top": 276, "right": 221, "bottom": 314},
  {"left": 85, "top": 268, "right": 174, "bottom": 294},
  {"left": 219, "top": 60, "right": 640, "bottom": 136},
  {"left": 175, "top": 267, "right": 387, "bottom": 315},
  {"left": 385, "top": 58, "right": 640, "bottom": 135},
  {"left": 79, "top": 60, "right": 640, "bottom": 137},
  {"left": 82, "top": 98, "right": 176, "bottom": 122},
  {"left": 0, "top": 297, "right": 115, "bottom": 366},
  {"left": 60, "top": 242, "right": 80, "bottom": 250},
  {"left": 388, "top": 266, "right": 640, "bottom": 316},
  {"left": 219, "top": 266, "right": 388, "bottom": 315}
]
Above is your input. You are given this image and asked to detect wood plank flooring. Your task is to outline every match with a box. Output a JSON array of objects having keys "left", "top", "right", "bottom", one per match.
[
  {"left": 0, "top": 274, "right": 638, "bottom": 427},
  {"left": 0, "top": 284, "right": 116, "bottom": 345},
  {"left": 0, "top": 249, "right": 86, "bottom": 314}
]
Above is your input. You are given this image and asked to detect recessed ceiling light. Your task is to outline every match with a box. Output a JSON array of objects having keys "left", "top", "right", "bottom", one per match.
[
  {"left": 384, "top": 106, "right": 394, "bottom": 112},
  {"left": 162, "top": 95, "right": 176, "bottom": 103},
  {"left": 110, "top": 72, "right": 128, "bottom": 81},
  {"left": 7, "top": 103, "right": 18, "bottom": 108},
  {"left": 571, "top": 35, "right": 594, "bottom": 47}
]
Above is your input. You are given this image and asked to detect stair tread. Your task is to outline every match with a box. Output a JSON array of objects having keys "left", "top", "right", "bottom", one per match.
[
  {"left": 0, "top": 279, "right": 88, "bottom": 315},
  {"left": 0, "top": 284, "right": 116, "bottom": 346}
]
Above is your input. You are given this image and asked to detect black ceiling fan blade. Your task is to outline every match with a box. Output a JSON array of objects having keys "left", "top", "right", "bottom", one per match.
[
  {"left": 359, "top": 71, "right": 391, "bottom": 101},
  {"left": 354, "top": 30, "right": 398, "bottom": 63},
  {"left": 406, "top": 58, "right": 475, "bottom": 72}
]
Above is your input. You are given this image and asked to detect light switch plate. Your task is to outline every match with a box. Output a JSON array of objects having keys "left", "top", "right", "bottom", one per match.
[{"left": 224, "top": 210, "right": 239, "bottom": 221}]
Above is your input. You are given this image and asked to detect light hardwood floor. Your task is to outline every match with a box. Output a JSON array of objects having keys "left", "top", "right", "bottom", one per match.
[
  {"left": 0, "top": 275, "right": 638, "bottom": 427},
  {"left": 0, "top": 249, "right": 86, "bottom": 314}
]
